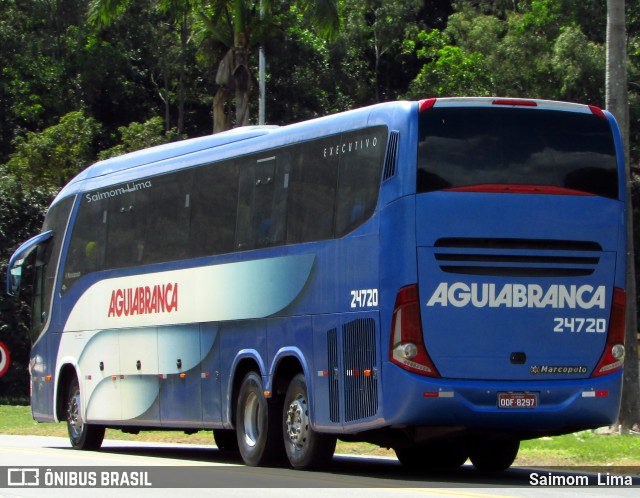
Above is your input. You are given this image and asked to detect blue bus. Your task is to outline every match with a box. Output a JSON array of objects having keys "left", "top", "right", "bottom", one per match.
[{"left": 7, "top": 97, "right": 627, "bottom": 471}]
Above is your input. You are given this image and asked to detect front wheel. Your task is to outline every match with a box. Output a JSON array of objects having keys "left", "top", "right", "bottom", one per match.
[
  {"left": 66, "top": 377, "right": 104, "bottom": 450},
  {"left": 283, "top": 373, "right": 336, "bottom": 468},
  {"left": 235, "top": 371, "right": 285, "bottom": 466}
]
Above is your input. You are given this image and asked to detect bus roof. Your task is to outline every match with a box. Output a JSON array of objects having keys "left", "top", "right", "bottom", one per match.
[
  {"left": 53, "top": 98, "right": 610, "bottom": 205},
  {"left": 70, "top": 125, "right": 279, "bottom": 183}
]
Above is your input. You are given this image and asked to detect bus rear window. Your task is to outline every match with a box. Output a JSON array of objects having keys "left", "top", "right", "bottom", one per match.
[{"left": 417, "top": 107, "right": 618, "bottom": 199}]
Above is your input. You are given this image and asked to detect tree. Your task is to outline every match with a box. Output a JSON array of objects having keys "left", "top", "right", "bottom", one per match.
[
  {"left": 0, "top": 178, "right": 55, "bottom": 403},
  {"left": 97, "top": 117, "right": 181, "bottom": 160},
  {"left": 5, "top": 111, "right": 101, "bottom": 188},
  {"left": 199, "top": 0, "right": 339, "bottom": 132},
  {"left": 606, "top": 0, "right": 640, "bottom": 432}
]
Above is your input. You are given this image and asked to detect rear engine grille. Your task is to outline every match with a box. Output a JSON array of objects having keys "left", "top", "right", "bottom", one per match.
[
  {"left": 327, "top": 328, "right": 340, "bottom": 423},
  {"left": 434, "top": 238, "right": 602, "bottom": 277},
  {"left": 343, "top": 318, "right": 378, "bottom": 422}
]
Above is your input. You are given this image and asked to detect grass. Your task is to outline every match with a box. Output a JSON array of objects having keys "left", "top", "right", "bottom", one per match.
[{"left": 2, "top": 405, "right": 639, "bottom": 467}]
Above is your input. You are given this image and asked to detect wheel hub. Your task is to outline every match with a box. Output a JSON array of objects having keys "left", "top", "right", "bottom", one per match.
[
  {"left": 242, "top": 392, "right": 260, "bottom": 447},
  {"left": 68, "top": 392, "right": 83, "bottom": 440},
  {"left": 286, "top": 396, "right": 309, "bottom": 447}
]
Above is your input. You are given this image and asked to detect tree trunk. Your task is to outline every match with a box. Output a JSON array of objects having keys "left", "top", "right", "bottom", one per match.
[
  {"left": 178, "top": 7, "right": 188, "bottom": 135},
  {"left": 233, "top": 32, "right": 251, "bottom": 127},
  {"left": 213, "top": 86, "right": 231, "bottom": 133},
  {"left": 607, "top": 0, "right": 640, "bottom": 431}
]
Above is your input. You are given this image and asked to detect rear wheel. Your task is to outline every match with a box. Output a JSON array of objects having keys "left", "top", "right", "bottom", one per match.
[
  {"left": 235, "top": 371, "right": 285, "bottom": 466},
  {"left": 469, "top": 438, "right": 519, "bottom": 472},
  {"left": 283, "top": 373, "right": 336, "bottom": 468},
  {"left": 66, "top": 377, "right": 104, "bottom": 450}
]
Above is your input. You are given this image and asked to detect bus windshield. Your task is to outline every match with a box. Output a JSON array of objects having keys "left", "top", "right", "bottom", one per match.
[{"left": 417, "top": 106, "right": 619, "bottom": 199}]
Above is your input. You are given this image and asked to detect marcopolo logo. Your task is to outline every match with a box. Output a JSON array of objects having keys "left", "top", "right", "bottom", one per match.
[
  {"left": 530, "top": 365, "right": 588, "bottom": 375},
  {"left": 425, "top": 282, "right": 606, "bottom": 310}
]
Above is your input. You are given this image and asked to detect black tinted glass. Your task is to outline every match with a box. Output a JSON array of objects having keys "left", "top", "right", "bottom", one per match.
[{"left": 417, "top": 107, "right": 618, "bottom": 199}]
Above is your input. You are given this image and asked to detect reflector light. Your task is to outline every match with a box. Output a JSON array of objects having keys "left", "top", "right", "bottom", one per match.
[
  {"left": 582, "top": 390, "right": 609, "bottom": 398},
  {"left": 419, "top": 98, "right": 437, "bottom": 112},
  {"left": 592, "top": 288, "right": 626, "bottom": 377},
  {"left": 390, "top": 285, "right": 440, "bottom": 377},
  {"left": 423, "top": 391, "right": 454, "bottom": 398},
  {"left": 443, "top": 184, "right": 594, "bottom": 196},
  {"left": 588, "top": 105, "right": 607, "bottom": 119}
]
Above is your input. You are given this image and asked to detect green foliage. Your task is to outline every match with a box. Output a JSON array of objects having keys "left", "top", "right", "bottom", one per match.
[
  {"left": 98, "top": 117, "right": 181, "bottom": 160},
  {"left": 5, "top": 111, "right": 101, "bottom": 188},
  {"left": 408, "top": 28, "right": 492, "bottom": 97},
  {"left": 406, "top": 2, "right": 610, "bottom": 104},
  {"left": 0, "top": 179, "right": 55, "bottom": 402}
]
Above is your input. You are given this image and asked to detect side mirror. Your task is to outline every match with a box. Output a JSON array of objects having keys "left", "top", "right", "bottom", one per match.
[{"left": 6, "top": 230, "right": 53, "bottom": 297}]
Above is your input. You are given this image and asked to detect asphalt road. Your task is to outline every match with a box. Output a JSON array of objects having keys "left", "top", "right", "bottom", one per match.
[{"left": 0, "top": 435, "right": 637, "bottom": 498}]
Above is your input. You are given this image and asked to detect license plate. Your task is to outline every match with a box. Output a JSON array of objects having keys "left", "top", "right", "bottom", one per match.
[{"left": 497, "top": 392, "right": 538, "bottom": 409}]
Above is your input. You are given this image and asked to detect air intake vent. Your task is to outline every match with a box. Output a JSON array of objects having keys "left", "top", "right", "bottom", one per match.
[
  {"left": 343, "top": 318, "right": 378, "bottom": 422},
  {"left": 382, "top": 131, "right": 400, "bottom": 181},
  {"left": 327, "top": 328, "right": 340, "bottom": 423},
  {"left": 434, "top": 238, "right": 602, "bottom": 278}
]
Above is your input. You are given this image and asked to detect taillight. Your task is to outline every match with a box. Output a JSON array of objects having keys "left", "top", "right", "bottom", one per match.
[
  {"left": 492, "top": 99, "right": 537, "bottom": 107},
  {"left": 390, "top": 285, "right": 440, "bottom": 377},
  {"left": 592, "top": 287, "right": 626, "bottom": 377}
]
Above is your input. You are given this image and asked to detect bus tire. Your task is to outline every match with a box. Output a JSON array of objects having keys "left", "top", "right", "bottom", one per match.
[
  {"left": 469, "top": 438, "right": 519, "bottom": 472},
  {"left": 235, "top": 371, "right": 284, "bottom": 466},
  {"left": 283, "top": 373, "right": 336, "bottom": 468},
  {"left": 213, "top": 429, "right": 239, "bottom": 453},
  {"left": 66, "top": 377, "right": 104, "bottom": 450}
]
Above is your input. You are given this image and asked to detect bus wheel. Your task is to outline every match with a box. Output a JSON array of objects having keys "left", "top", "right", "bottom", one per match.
[
  {"left": 469, "top": 438, "right": 519, "bottom": 472},
  {"left": 283, "top": 373, "right": 336, "bottom": 468},
  {"left": 66, "top": 377, "right": 104, "bottom": 450},
  {"left": 213, "top": 429, "right": 239, "bottom": 453},
  {"left": 235, "top": 371, "right": 284, "bottom": 466}
]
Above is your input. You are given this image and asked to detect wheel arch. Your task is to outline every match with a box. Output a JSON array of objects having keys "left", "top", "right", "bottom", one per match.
[
  {"left": 270, "top": 348, "right": 323, "bottom": 429},
  {"left": 227, "top": 351, "right": 265, "bottom": 429},
  {"left": 56, "top": 363, "right": 78, "bottom": 422}
]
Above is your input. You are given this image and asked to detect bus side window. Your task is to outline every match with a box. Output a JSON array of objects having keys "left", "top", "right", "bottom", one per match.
[
  {"left": 142, "top": 170, "right": 193, "bottom": 265},
  {"left": 236, "top": 153, "right": 290, "bottom": 250},
  {"left": 190, "top": 160, "right": 238, "bottom": 257},
  {"left": 287, "top": 139, "right": 339, "bottom": 244},
  {"left": 63, "top": 199, "right": 107, "bottom": 292},
  {"left": 335, "top": 127, "right": 386, "bottom": 237}
]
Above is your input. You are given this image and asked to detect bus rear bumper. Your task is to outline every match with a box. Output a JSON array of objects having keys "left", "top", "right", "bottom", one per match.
[{"left": 381, "top": 364, "right": 623, "bottom": 435}]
